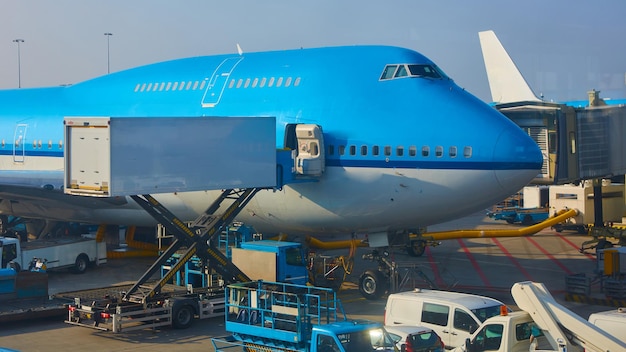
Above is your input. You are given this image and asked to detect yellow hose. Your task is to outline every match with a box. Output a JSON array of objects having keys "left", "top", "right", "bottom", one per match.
[
  {"left": 426, "top": 208, "right": 578, "bottom": 241},
  {"left": 304, "top": 209, "right": 578, "bottom": 249},
  {"left": 305, "top": 236, "right": 368, "bottom": 250}
]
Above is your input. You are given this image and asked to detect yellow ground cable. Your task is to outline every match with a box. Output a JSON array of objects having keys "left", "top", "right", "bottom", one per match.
[
  {"left": 425, "top": 208, "right": 578, "bottom": 241},
  {"left": 304, "top": 209, "right": 578, "bottom": 249}
]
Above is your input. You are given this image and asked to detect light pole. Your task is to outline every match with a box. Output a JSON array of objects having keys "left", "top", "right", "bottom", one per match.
[
  {"left": 104, "top": 33, "right": 113, "bottom": 74},
  {"left": 13, "top": 39, "right": 24, "bottom": 88}
]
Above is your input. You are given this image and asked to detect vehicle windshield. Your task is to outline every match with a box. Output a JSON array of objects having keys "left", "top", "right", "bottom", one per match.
[
  {"left": 472, "top": 305, "right": 506, "bottom": 323},
  {"left": 336, "top": 328, "right": 396, "bottom": 352}
]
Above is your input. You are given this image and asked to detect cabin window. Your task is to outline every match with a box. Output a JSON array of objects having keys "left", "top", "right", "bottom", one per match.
[
  {"left": 422, "top": 146, "right": 430, "bottom": 157},
  {"left": 276, "top": 77, "right": 283, "bottom": 87},
  {"left": 185, "top": 81, "right": 192, "bottom": 90},
  {"left": 380, "top": 65, "right": 398, "bottom": 80},
  {"left": 236, "top": 79, "right": 243, "bottom": 88},
  {"left": 463, "top": 146, "right": 472, "bottom": 158},
  {"left": 179, "top": 81, "right": 186, "bottom": 90},
  {"left": 260, "top": 78, "right": 267, "bottom": 87},
  {"left": 435, "top": 146, "right": 443, "bottom": 157},
  {"left": 372, "top": 145, "right": 380, "bottom": 156},
  {"left": 449, "top": 146, "right": 457, "bottom": 158},
  {"left": 294, "top": 77, "right": 301, "bottom": 86},
  {"left": 409, "top": 146, "right": 417, "bottom": 157},
  {"left": 165, "top": 82, "right": 172, "bottom": 91},
  {"left": 199, "top": 80, "right": 207, "bottom": 89},
  {"left": 268, "top": 77, "right": 275, "bottom": 87},
  {"left": 360, "top": 145, "right": 368, "bottom": 156},
  {"left": 172, "top": 82, "right": 178, "bottom": 90},
  {"left": 134, "top": 84, "right": 141, "bottom": 92},
  {"left": 349, "top": 145, "right": 356, "bottom": 156},
  {"left": 384, "top": 146, "right": 391, "bottom": 156},
  {"left": 229, "top": 79, "right": 235, "bottom": 88},
  {"left": 159, "top": 82, "right": 165, "bottom": 91},
  {"left": 244, "top": 78, "right": 251, "bottom": 88},
  {"left": 338, "top": 145, "right": 345, "bottom": 156},
  {"left": 396, "top": 146, "right": 404, "bottom": 157},
  {"left": 140, "top": 83, "right": 147, "bottom": 92},
  {"left": 285, "top": 77, "right": 292, "bottom": 87},
  {"left": 252, "top": 78, "right": 259, "bottom": 88},
  {"left": 193, "top": 81, "right": 199, "bottom": 90},
  {"left": 146, "top": 83, "right": 153, "bottom": 91}
]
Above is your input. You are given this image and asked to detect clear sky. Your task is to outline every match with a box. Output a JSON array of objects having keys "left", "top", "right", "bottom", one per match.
[{"left": 1, "top": 0, "right": 624, "bottom": 103}]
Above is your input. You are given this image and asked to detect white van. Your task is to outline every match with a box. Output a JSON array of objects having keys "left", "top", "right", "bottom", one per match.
[
  {"left": 384, "top": 288, "right": 506, "bottom": 349},
  {"left": 588, "top": 307, "right": 626, "bottom": 343}
]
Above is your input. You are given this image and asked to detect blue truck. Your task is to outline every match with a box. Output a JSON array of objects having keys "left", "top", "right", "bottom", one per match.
[{"left": 211, "top": 280, "right": 397, "bottom": 352}]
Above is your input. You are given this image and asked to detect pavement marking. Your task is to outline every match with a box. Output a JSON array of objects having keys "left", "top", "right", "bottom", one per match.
[
  {"left": 525, "top": 237, "right": 574, "bottom": 275},
  {"left": 491, "top": 238, "right": 534, "bottom": 281},
  {"left": 457, "top": 238, "right": 492, "bottom": 289},
  {"left": 425, "top": 246, "right": 446, "bottom": 288},
  {"left": 554, "top": 233, "right": 596, "bottom": 261}
]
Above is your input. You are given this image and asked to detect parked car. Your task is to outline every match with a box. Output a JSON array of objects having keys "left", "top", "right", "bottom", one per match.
[
  {"left": 385, "top": 288, "right": 506, "bottom": 349},
  {"left": 383, "top": 325, "right": 445, "bottom": 352}
]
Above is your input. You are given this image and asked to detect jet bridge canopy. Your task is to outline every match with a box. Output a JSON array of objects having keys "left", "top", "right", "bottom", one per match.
[{"left": 63, "top": 116, "right": 277, "bottom": 197}]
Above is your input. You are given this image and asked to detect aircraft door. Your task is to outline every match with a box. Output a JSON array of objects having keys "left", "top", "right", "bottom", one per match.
[
  {"left": 13, "top": 124, "right": 27, "bottom": 163},
  {"left": 294, "top": 124, "right": 325, "bottom": 177},
  {"left": 202, "top": 56, "right": 243, "bottom": 108}
]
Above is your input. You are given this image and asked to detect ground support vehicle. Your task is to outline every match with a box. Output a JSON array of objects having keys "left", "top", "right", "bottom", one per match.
[
  {"left": 487, "top": 206, "right": 549, "bottom": 225},
  {"left": 0, "top": 268, "right": 73, "bottom": 323},
  {"left": 65, "top": 188, "right": 261, "bottom": 332},
  {"left": 0, "top": 235, "right": 106, "bottom": 273},
  {"left": 211, "top": 280, "right": 398, "bottom": 352},
  {"left": 456, "top": 281, "right": 626, "bottom": 352}
]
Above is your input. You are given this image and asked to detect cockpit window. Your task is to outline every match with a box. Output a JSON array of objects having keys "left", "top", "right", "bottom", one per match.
[
  {"left": 395, "top": 65, "right": 408, "bottom": 78},
  {"left": 408, "top": 64, "right": 443, "bottom": 79},
  {"left": 380, "top": 64, "right": 448, "bottom": 80},
  {"left": 380, "top": 65, "right": 398, "bottom": 80}
]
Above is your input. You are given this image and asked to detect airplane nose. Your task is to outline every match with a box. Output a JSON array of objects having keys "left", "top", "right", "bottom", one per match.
[{"left": 493, "top": 125, "right": 543, "bottom": 190}]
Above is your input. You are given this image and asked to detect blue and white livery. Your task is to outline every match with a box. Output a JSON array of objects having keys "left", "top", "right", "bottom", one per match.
[{"left": 0, "top": 45, "right": 542, "bottom": 237}]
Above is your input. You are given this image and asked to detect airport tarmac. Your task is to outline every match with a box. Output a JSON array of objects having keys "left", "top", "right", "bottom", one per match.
[{"left": 0, "top": 211, "right": 613, "bottom": 352}]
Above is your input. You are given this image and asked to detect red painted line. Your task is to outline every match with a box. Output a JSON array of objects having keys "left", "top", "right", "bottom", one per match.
[
  {"left": 457, "top": 239, "right": 492, "bottom": 288},
  {"left": 425, "top": 246, "right": 445, "bottom": 287},
  {"left": 525, "top": 237, "right": 574, "bottom": 275},
  {"left": 553, "top": 232, "right": 596, "bottom": 261},
  {"left": 491, "top": 238, "right": 534, "bottom": 281}
]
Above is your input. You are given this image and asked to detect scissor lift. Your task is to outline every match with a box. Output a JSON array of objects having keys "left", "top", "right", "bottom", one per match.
[{"left": 63, "top": 116, "right": 303, "bottom": 331}]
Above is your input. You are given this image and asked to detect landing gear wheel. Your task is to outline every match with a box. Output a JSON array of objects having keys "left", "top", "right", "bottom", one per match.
[
  {"left": 172, "top": 304, "right": 194, "bottom": 329},
  {"left": 408, "top": 240, "right": 426, "bottom": 257},
  {"left": 73, "top": 254, "right": 89, "bottom": 274},
  {"left": 358, "top": 270, "right": 386, "bottom": 300}
]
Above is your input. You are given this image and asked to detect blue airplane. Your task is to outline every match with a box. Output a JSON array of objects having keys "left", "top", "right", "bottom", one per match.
[{"left": 0, "top": 45, "right": 542, "bottom": 244}]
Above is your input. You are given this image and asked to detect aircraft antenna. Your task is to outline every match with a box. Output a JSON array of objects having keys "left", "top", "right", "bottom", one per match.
[{"left": 237, "top": 43, "right": 243, "bottom": 56}]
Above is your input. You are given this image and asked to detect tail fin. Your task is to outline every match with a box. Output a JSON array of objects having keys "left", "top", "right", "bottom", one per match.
[{"left": 479, "top": 30, "right": 540, "bottom": 104}]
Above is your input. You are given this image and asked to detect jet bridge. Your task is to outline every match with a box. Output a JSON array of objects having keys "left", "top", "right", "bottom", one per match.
[{"left": 63, "top": 116, "right": 295, "bottom": 303}]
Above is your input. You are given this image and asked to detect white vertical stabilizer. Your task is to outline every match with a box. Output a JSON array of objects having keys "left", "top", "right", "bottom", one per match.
[{"left": 479, "top": 30, "right": 540, "bottom": 104}]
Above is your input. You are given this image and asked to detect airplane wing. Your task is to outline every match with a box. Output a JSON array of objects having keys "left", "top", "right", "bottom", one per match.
[
  {"left": 0, "top": 171, "right": 128, "bottom": 223},
  {"left": 479, "top": 30, "right": 541, "bottom": 104}
]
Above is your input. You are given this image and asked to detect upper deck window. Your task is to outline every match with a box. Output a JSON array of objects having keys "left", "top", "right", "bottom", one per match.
[{"left": 380, "top": 64, "right": 447, "bottom": 80}]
